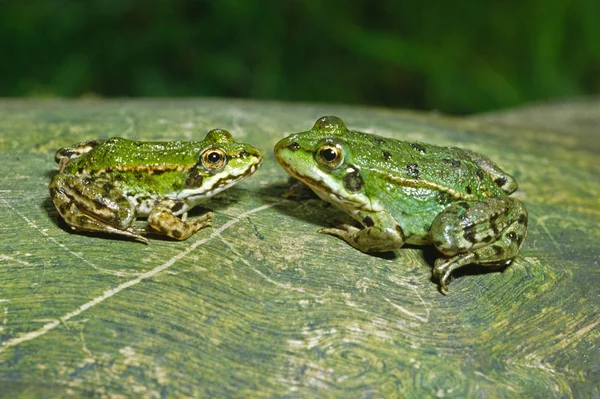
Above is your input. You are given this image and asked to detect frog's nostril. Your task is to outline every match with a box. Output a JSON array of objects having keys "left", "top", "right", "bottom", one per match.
[{"left": 289, "top": 142, "right": 300, "bottom": 151}]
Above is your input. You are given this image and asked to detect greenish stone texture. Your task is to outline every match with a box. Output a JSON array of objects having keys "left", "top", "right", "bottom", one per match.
[{"left": 0, "top": 99, "right": 598, "bottom": 398}]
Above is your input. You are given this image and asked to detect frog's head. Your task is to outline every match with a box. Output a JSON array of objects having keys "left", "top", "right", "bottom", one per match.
[
  {"left": 179, "top": 129, "right": 262, "bottom": 200},
  {"left": 274, "top": 116, "right": 374, "bottom": 211}
]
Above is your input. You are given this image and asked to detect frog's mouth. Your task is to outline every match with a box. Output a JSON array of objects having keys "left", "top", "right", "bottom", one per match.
[
  {"left": 177, "top": 156, "right": 262, "bottom": 202},
  {"left": 276, "top": 156, "right": 376, "bottom": 213},
  {"left": 275, "top": 157, "right": 330, "bottom": 194}
]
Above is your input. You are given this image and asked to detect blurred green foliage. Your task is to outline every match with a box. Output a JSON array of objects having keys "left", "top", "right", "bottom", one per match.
[{"left": 1, "top": 0, "right": 598, "bottom": 113}]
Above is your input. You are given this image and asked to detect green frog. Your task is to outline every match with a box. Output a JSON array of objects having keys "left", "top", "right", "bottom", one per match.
[
  {"left": 50, "top": 129, "right": 262, "bottom": 243},
  {"left": 274, "top": 116, "right": 527, "bottom": 291}
]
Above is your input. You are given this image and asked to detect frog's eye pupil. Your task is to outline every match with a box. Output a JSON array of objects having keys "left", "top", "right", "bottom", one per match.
[
  {"left": 317, "top": 144, "right": 343, "bottom": 168},
  {"left": 201, "top": 149, "right": 226, "bottom": 170},
  {"left": 208, "top": 151, "right": 222, "bottom": 164},
  {"left": 321, "top": 148, "right": 337, "bottom": 162}
]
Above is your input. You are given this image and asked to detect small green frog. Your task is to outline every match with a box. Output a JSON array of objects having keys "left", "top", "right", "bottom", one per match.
[
  {"left": 50, "top": 129, "right": 262, "bottom": 243},
  {"left": 274, "top": 116, "right": 527, "bottom": 291}
]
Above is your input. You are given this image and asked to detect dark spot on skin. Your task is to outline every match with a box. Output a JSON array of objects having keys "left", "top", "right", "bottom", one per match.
[
  {"left": 464, "top": 226, "right": 477, "bottom": 244},
  {"left": 171, "top": 230, "right": 182, "bottom": 239},
  {"left": 489, "top": 214, "right": 501, "bottom": 235},
  {"left": 476, "top": 169, "right": 485, "bottom": 180},
  {"left": 473, "top": 252, "right": 480, "bottom": 261},
  {"left": 457, "top": 202, "right": 470, "bottom": 210},
  {"left": 134, "top": 142, "right": 142, "bottom": 147},
  {"left": 507, "top": 232, "right": 517, "bottom": 242},
  {"left": 362, "top": 216, "right": 374, "bottom": 227},
  {"left": 481, "top": 235, "right": 493, "bottom": 243},
  {"left": 494, "top": 176, "right": 507, "bottom": 187},
  {"left": 443, "top": 159, "right": 461, "bottom": 168},
  {"left": 102, "top": 183, "right": 115, "bottom": 197},
  {"left": 133, "top": 171, "right": 145, "bottom": 180},
  {"left": 343, "top": 168, "right": 364, "bottom": 192},
  {"left": 171, "top": 202, "right": 184, "bottom": 213},
  {"left": 406, "top": 163, "right": 420, "bottom": 179},
  {"left": 77, "top": 167, "right": 85, "bottom": 174},
  {"left": 288, "top": 142, "right": 300, "bottom": 151},
  {"left": 492, "top": 245, "right": 504, "bottom": 256},
  {"left": 152, "top": 169, "right": 167, "bottom": 176},
  {"left": 410, "top": 143, "right": 426, "bottom": 153},
  {"left": 382, "top": 150, "right": 392, "bottom": 161},
  {"left": 518, "top": 214, "right": 527, "bottom": 225},
  {"left": 185, "top": 166, "right": 204, "bottom": 188},
  {"left": 466, "top": 185, "right": 472, "bottom": 194},
  {"left": 372, "top": 136, "right": 387, "bottom": 146}
]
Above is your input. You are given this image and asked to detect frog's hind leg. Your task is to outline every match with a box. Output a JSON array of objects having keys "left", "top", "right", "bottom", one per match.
[
  {"left": 50, "top": 174, "right": 147, "bottom": 243},
  {"left": 430, "top": 197, "right": 527, "bottom": 292},
  {"left": 147, "top": 200, "right": 213, "bottom": 240}
]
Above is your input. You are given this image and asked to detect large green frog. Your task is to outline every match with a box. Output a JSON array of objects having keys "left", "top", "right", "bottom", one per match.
[
  {"left": 274, "top": 116, "right": 527, "bottom": 291},
  {"left": 50, "top": 129, "right": 262, "bottom": 243}
]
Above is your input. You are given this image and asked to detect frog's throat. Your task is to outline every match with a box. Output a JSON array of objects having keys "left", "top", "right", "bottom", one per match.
[
  {"left": 279, "top": 160, "right": 380, "bottom": 213},
  {"left": 176, "top": 157, "right": 262, "bottom": 202}
]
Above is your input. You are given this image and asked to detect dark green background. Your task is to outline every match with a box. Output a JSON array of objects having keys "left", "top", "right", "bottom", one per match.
[{"left": 1, "top": 0, "right": 599, "bottom": 113}]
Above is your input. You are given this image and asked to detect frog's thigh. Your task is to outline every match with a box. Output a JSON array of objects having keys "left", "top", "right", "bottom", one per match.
[
  {"left": 147, "top": 200, "right": 213, "bottom": 240},
  {"left": 430, "top": 197, "right": 527, "bottom": 289},
  {"left": 319, "top": 211, "right": 404, "bottom": 252},
  {"left": 50, "top": 174, "right": 144, "bottom": 241}
]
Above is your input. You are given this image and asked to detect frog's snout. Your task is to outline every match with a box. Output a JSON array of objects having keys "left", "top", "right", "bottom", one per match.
[{"left": 274, "top": 136, "right": 300, "bottom": 156}]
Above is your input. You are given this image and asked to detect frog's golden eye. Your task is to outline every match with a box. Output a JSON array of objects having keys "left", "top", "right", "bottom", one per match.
[
  {"left": 201, "top": 148, "right": 227, "bottom": 170},
  {"left": 316, "top": 144, "right": 343, "bottom": 169}
]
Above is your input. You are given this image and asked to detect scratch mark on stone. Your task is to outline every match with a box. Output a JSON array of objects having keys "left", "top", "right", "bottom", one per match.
[
  {"left": 384, "top": 297, "right": 429, "bottom": 323},
  {"left": 535, "top": 215, "right": 561, "bottom": 253},
  {"left": 1, "top": 198, "right": 139, "bottom": 277},
  {"left": 218, "top": 234, "right": 308, "bottom": 294},
  {"left": 553, "top": 317, "right": 600, "bottom": 351},
  {"left": 0, "top": 254, "right": 32, "bottom": 267},
  {"left": 0, "top": 307, "right": 7, "bottom": 333},
  {"left": 0, "top": 203, "right": 275, "bottom": 354}
]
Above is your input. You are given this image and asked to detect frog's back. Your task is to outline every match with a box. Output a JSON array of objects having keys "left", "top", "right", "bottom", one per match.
[
  {"left": 343, "top": 130, "right": 508, "bottom": 202},
  {"left": 64, "top": 137, "right": 200, "bottom": 174}
]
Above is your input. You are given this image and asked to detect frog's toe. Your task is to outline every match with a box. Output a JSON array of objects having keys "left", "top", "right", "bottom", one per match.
[{"left": 432, "top": 259, "right": 451, "bottom": 292}]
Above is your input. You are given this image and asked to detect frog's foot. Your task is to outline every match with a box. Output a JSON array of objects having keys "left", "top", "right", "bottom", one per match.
[
  {"left": 147, "top": 203, "right": 213, "bottom": 240},
  {"left": 430, "top": 197, "right": 527, "bottom": 291},
  {"left": 319, "top": 212, "right": 405, "bottom": 253},
  {"left": 433, "top": 253, "right": 476, "bottom": 293}
]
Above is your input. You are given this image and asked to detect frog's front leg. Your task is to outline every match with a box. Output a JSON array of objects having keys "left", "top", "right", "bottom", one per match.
[
  {"left": 50, "top": 174, "right": 147, "bottom": 243},
  {"left": 430, "top": 197, "right": 527, "bottom": 291},
  {"left": 319, "top": 211, "right": 405, "bottom": 252},
  {"left": 147, "top": 200, "right": 213, "bottom": 240}
]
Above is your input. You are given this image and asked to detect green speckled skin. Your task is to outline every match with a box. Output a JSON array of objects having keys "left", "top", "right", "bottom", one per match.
[
  {"left": 50, "top": 130, "right": 262, "bottom": 242},
  {"left": 275, "top": 116, "right": 527, "bottom": 290}
]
